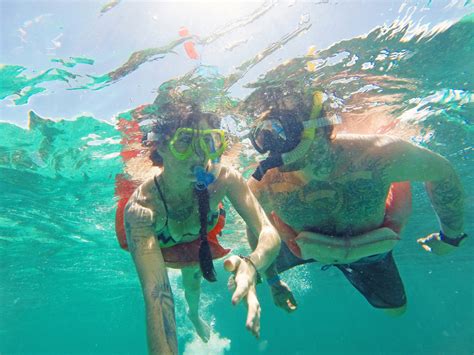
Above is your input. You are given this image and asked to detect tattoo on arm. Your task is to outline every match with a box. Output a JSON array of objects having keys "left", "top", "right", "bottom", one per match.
[
  {"left": 125, "top": 221, "right": 157, "bottom": 255},
  {"left": 151, "top": 281, "right": 178, "bottom": 354},
  {"left": 427, "top": 173, "right": 464, "bottom": 233}
]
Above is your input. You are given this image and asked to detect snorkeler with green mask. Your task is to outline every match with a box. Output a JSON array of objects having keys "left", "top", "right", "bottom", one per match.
[
  {"left": 245, "top": 83, "right": 467, "bottom": 316},
  {"left": 122, "top": 97, "right": 280, "bottom": 354}
]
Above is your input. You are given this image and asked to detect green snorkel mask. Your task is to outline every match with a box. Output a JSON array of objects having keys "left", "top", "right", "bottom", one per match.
[{"left": 168, "top": 127, "right": 227, "bottom": 162}]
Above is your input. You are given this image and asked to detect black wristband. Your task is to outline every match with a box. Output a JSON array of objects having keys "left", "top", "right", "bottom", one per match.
[
  {"left": 439, "top": 231, "right": 468, "bottom": 247},
  {"left": 239, "top": 254, "right": 262, "bottom": 284}
]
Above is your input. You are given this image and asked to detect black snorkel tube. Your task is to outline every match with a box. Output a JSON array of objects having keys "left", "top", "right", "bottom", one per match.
[
  {"left": 194, "top": 165, "right": 218, "bottom": 282},
  {"left": 252, "top": 153, "right": 284, "bottom": 181}
]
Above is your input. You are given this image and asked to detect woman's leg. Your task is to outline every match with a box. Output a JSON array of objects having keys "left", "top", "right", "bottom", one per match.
[{"left": 181, "top": 266, "right": 211, "bottom": 342}]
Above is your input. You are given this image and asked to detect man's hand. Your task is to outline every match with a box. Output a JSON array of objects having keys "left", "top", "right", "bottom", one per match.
[
  {"left": 417, "top": 233, "right": 458, "bottom": 256},
  {"left": 270, "top": 280, "right": 297, "bottom": 312},
  {"left": 295, "top": 231, "right": 349, "bottom": 264},
  {"left": 224, "top": 255, "right": 261, "bottom": 338}
]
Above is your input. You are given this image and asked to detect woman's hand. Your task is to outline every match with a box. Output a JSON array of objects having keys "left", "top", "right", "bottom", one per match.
[{"left": 224, "top": 255, "right": 261, "bottom": 338}]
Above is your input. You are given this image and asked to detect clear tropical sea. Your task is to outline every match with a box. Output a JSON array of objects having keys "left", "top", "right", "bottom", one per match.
[{"left": 0, "top": 1, "right": 473, "bottom": 354}]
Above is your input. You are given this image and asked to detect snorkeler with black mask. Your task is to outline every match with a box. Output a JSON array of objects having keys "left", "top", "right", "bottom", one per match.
[
  {"left": 245, "top": 84, "right": 467, "bottom": 316},
  {"left": 250, "top": 91, "right": 338, "bottom": 181}
]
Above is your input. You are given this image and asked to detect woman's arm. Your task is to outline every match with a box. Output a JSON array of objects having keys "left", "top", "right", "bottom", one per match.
[
  {"left": 247, "top": 226, "right": 297, "bottom": 313},
  {"left": 225, "top": 169, "right": 281, "bottom": 272},
  {"left": 125, "top": 196, "right": 178, "bottom": 355},
  {"left": 222, "top": 168, "right": 281, "bottom": 338}
]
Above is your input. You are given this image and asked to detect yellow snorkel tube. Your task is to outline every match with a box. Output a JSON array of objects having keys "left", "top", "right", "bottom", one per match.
[{"left": 281, "top": 91, "right": 323, "bottom": 165}]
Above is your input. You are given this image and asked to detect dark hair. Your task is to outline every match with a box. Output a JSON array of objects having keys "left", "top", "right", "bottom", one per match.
[{"left": 195, "top": 187, "right": 217, "bottom": 282}]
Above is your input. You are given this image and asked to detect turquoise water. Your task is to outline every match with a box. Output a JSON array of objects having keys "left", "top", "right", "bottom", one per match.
[{"left": 1, "top": 1, "right": 473, "bottom": 354}]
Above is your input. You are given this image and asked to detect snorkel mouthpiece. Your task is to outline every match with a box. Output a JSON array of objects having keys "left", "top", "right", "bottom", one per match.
[
  {"left": 194, "top": 166, "right": 215, "bottom": 190},
  {"left": 251, "top": 154, "right": 284, "bottom": 181}
]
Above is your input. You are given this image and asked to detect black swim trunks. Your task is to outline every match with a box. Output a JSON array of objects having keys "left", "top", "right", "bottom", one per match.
[
  {"left": 335, "top": 251, "right": 407, "bottom": 309},
  {"left": 275, "top": 245, "right": 406, "bottom": 309},
  {"left": 275, "top": 242, "right": 316, "bottom": 273}
]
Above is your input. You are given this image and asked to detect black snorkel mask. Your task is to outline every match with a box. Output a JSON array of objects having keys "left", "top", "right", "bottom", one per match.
[
  {"left": 249, "top": 110, "right": 304, "bottom": 155},
  {"left": 249, "top": 90, "right": 343, "bottom": 181},
  {"left": 249, "top": 110, "right": 307, "bottom": 181}
]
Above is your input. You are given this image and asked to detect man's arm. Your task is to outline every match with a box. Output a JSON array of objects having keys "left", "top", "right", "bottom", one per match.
[
  {"left": 225, "top": 169, "right": 281, "bottom": 274},
  {"left": 296, "top": 228, "right": 400, "bottom": 264},
  {"left": 125, "top": 197, "right": 178, "bottom": 355},
  {"left": 270, "top": 210, "right": 399, "bottom": 264},
  {"left": 383, "top": 137, "right": 465, "bottom": 252}
]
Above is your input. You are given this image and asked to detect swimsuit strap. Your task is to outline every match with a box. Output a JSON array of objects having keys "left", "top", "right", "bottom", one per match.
[
  {"left": 153, "top": 175, "right": 223, "bottom": 244},
  {"left": 154, "top": 175, "right": 169, "bottom": 228}
]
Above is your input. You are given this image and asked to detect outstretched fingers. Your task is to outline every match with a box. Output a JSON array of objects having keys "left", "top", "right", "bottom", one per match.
[
  {"left": 245, "top": 287, "right": 261, "bottom": 338},
  {"left": 224, "top": 254, "right": 261, "bottom": 337},
  {"left": 286, "top": 292, "right": 297, "bottom": 312},
  {"left": 232, "top": 270, "right": 251, "bottom": 305},
  {"left": 225, "top": 255, "right": 254, "bottom": 305}
]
